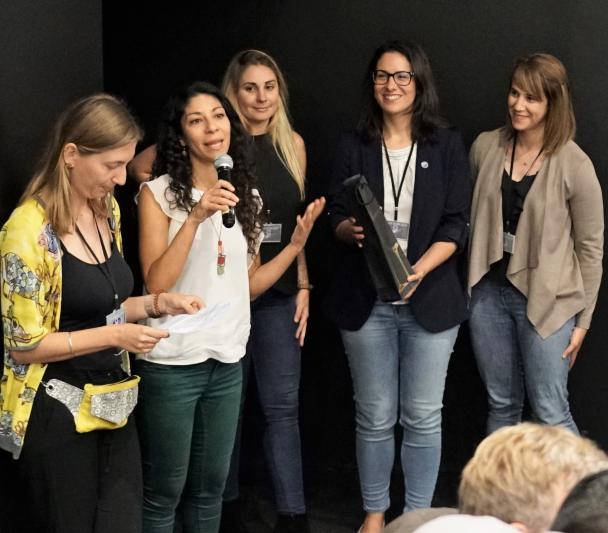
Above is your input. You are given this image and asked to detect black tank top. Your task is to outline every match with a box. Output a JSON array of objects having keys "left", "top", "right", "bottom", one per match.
[
  {"left": 253, "top": 134, "right": 304, "bottom": 295},
  {"left": 54, "top": 240, "right": 134, "bottom": 372},
  {"left": 488, "top": 170, "right": 537, "bottom": 283}
]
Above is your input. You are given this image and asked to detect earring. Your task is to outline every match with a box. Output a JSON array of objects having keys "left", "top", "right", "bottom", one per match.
[
  {"left": 66, "top": 163, "right": 74, "bottom": 170},
  {"left": 181, "top": 145, "right": 188, "bottom": 158}
]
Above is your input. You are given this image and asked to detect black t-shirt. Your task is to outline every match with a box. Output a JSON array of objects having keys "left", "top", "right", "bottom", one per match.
[{"left": 55, "top": 240, "right": 134, "bottom": 372}]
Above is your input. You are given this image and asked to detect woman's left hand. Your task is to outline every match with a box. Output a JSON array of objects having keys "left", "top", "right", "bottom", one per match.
[
  {"left": 562, "top": 326, "right": 587, "bottom": 368},
  {"left": 159, "top": 292, "right": 204, "bottom": 316},
  {"left": 294, "top": 289, "right": 310, "bottom": 347},
  {"left": 290, "top": 197, "right": 326, "bottom": 250},
  {"left": 403, "top": 264, "right": 426, "bottom": 300}
]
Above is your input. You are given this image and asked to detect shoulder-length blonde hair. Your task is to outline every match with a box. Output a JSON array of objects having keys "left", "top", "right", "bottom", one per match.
[
  {"left": 221, "top": 49, "right": 305, "bottom": 199},
  {"left": 21, "top": 93, "right": 142, "bottom": 235},
  {"left": 505, "top": 53, "right": 576, "bottom": 155}
]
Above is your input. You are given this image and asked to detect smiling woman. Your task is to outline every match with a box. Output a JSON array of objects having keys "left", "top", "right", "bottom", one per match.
[
  {"left": 468, "top": 54, "right": 603, "bottom": 437},
  {"left": 219, "top": 50, "right": 311, "bottom": 533},
  {"left": 326, "top": 40, "right": 470, "bottom": 533}
]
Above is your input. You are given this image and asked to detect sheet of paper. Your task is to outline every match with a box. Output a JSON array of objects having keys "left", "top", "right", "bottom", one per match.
[{"left": 162, "top": 300, "right": 232, "bottom": 334}]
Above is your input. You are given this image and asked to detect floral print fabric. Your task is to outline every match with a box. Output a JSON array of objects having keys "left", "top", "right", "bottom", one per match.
[{"left": 0, "top": 197, "right": 122, "bottom": 458}]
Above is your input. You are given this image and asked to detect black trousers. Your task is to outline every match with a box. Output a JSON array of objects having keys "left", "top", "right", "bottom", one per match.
[{"left": 8, "top": 373, "right": 142, "bottom": 533}]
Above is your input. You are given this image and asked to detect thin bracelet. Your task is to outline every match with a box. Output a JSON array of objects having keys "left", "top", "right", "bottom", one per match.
[
  {"left": 297, "top": 284, "right": 313, "bottom": 291},
  {"left": 153, "top": 290, "right": 166, "bottom": 318},
  {"left": 67, "top": 332, "right": 74, "bottom": 355}
]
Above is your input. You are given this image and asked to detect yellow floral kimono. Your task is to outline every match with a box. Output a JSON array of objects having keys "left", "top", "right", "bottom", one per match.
[{"left": 0, "top": 196, "right": 122, "bottom": 459}]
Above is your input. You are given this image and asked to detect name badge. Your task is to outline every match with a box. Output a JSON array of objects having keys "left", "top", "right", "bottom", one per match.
[
  {"left": 106, "top": 306, "right": 130, "bottom": 372},
  {"left": 106, "top": 307, "right": 126, "bottom": 326},
  {"left": 503, "top": 232, "right": 516, "bottom": 254},
  {"left": 262, "top": 223, "right": 282, "bottom": 243},
  {"left": 388, "top": 220, "right": 410, "bottom": 241}
]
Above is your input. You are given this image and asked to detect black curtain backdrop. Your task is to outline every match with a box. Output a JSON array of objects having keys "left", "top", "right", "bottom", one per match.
[
  {"left": 2, "top": 0, "right": 607, "bottom": 512},
  {"left": 0, "top": 0, "right": 104, "bottom": 224}
]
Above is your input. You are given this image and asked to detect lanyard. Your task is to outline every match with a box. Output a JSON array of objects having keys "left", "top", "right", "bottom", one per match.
[
  {"left": 382, "top": 138, "right": 416, "bottom": 220},
  {"left": 504, "top": 134, "right": 543, "bottom": 232},
  {"left": 75, "top": 214, "right": 120, "bottom": 310}
]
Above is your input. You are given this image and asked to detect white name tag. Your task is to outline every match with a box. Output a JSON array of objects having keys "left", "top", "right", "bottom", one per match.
[
  {"left": 106, "top": 306, "right": 129, "bottom": 372},
  {"left": 106, "top": 307, "right": 126, "bottom": 326},
  {"left": 388, "top": 220, "right": 410, "bottom": 241},
  {"left": 503, "top": 232, "right": 516, "bottom": 254},
  {"left": 262, "top": 223, "right": 282, "bottom": 243}
]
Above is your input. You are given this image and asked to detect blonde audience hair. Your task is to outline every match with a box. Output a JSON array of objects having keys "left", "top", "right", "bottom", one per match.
[
  {"left": 21, "top": 93, "right": 142, "bottom": 235},
  {"left": 505, "top": 53, "right": 576, "bottom": 155},
  {"left": 458, "top": 423, "right": 608, "bottom": 533},
  {"left": 222, "top": 49, "right": 305, "bottom": 199}
]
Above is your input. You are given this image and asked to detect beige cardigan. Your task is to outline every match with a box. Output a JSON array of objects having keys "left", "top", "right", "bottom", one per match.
[{"left": 468, "top": 128, "right": 603, "bottom": 339}]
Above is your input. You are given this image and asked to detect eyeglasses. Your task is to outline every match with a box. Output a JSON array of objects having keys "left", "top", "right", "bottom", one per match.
[{"left": 372, "top": 70, "right": 415, "bottom": 87}]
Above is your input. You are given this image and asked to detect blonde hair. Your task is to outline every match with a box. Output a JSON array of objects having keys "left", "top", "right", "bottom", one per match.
[
  {"left": 506, "top": 53, "right": 576, "bottom": 155},
  {"left": 222, "top": 49, "right": 305, "bottom": 199},
  {"left": 459, "top": 423, "right": 608, "bottom": 533},
  {"left": 21, "top": 93, "right": 142, "bottom": 235}
]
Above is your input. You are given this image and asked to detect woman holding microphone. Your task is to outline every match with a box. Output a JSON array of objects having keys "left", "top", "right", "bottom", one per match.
[{"left": 136, "top": 81, "right": 323, "bottom": 533}]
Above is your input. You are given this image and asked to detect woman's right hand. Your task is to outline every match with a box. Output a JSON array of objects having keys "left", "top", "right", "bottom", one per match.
[
  {"left": 335, "top": 216, "right": 365, "bottom": 247},
  {"left": 189, "top": 179, "right": 239, "bottom": 224},
  {"left": 112, "top": 323, "right": 169, "bottom": 353}
]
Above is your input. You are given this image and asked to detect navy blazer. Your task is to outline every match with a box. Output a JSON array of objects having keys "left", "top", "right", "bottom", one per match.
[{"left": 325, "top": 128, "right": 471, "bottom": 332}]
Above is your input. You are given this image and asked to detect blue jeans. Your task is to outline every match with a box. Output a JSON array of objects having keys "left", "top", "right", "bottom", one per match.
[
  {"left": 136, "top": 359, "right": 242, "bottom": 533},
  {"left": 239, "top": 288, "right": 306, "bottom": 514},
  {"left": 341, "top": 302, "right": 458, "bottom": 513},
  {"left": 469, "top": 276, "right": 578, "bottom": 434}
]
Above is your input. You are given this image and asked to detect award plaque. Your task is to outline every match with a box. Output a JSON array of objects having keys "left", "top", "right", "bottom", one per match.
[{"left": 343, "top": 174, "right": 417, "bottom": 301}]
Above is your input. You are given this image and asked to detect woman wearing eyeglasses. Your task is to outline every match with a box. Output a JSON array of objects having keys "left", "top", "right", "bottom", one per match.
[{"left": 326, "top": 40, "right": 470, "bottom": 532}]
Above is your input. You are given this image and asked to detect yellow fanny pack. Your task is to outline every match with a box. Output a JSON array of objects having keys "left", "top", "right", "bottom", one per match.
[{"left": 43, "top": 375, "right": 140, "bottom": 433}]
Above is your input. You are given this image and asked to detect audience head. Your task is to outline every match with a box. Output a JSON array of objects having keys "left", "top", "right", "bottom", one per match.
[
  {"left": 154, "top": 80, "right": 260, "bottom": 253},
  {"left": 413, "top": 514, "right": 520, "bottom": 533},
  {"left": 552, "top": 469, "right": 608, "bottom": 533},
  {"left": 506, "top": 52, "right": 575, "bottom": 154},
  {"left": 459, "top": 423, "right": 608, "bottom": 533},
  {"left": 22, "top": 93, "right": 142, "bottom": 235},
  {"left": 358, "top": 39, "right": 445, "bottom": 142}
]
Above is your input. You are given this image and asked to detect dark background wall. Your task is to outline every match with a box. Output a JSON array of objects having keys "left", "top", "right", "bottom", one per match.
[
  {"left": 2, "top": 0, "right": 607, "bottom": 515},
  {"left": 0, "top": 0, "right": 104, "bottom": 223}
]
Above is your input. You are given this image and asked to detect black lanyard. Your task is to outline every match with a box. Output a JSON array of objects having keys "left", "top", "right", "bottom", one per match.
[
  {"left": 75, "top": 214, "right": 119, "bottom": 310},
  {"left": 504, "top": 134, "right": 543, "bottom": 232},
  {"left": 382, "top": 138, "right": 416, "bottom": 220}
]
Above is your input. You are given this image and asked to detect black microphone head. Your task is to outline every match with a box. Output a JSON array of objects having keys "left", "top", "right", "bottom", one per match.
[{"left": 214, "top": 154, "right": 233, "bottom": 170}]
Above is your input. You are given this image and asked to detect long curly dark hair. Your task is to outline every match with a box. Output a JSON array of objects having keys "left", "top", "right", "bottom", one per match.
[
  {"left": 358, "top": 40, "right": 447, "bottom": 143},
  {"left": 153, "top": 81, "right": 262, "bottom": 254}
]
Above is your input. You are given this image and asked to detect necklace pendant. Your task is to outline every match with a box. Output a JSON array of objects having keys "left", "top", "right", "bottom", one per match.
[{"left": 217, "top": 252, "right": 226, "bottom": 275}]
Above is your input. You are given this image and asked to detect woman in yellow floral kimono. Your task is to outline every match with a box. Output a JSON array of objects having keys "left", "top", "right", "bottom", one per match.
[{"left": 0, "top": 94, "right": 201, "bottom": 533}]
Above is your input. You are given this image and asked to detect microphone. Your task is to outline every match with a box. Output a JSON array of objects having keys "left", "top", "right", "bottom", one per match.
[{"left": 214, "top": 154, "right": 235, "bottom": 228}]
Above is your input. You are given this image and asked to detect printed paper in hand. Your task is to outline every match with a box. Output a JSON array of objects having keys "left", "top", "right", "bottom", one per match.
[{"left": 162, "top": 301, "right": 232, "bottom": 334}]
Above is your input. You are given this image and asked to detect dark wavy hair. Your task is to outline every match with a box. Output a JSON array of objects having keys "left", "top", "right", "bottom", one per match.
[
  {"left": 153, "top": 81, "right": 262, "bottom": 254},
  {"left": 357, "top": 40, "right": 446, "bottom": 142}
]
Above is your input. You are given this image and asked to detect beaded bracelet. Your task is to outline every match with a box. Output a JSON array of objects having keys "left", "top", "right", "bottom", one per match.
[{"left": 153, "top": 290, "right": 166, "bottom": 318}]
